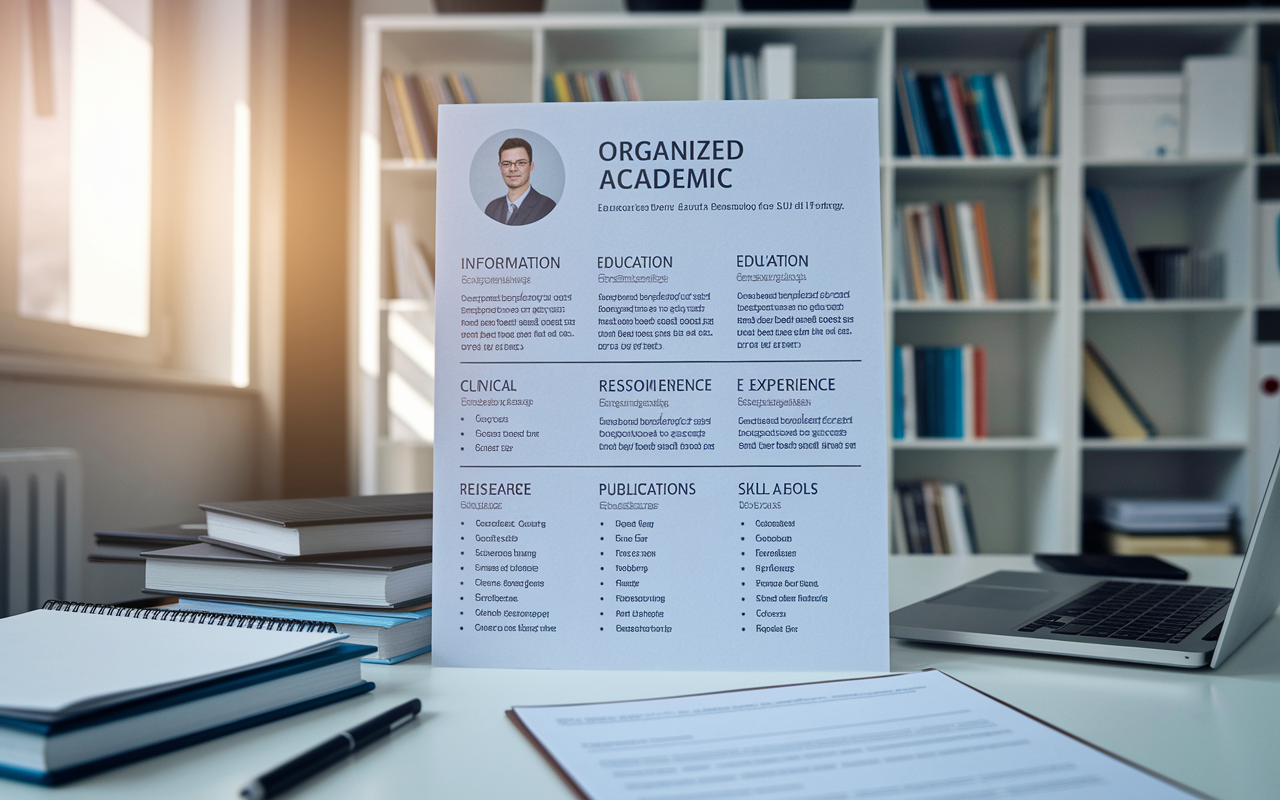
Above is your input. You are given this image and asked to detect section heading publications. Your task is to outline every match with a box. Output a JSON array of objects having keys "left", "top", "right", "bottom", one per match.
[{"left": 434, "top": 100, "right": 886, "bottom": 670}]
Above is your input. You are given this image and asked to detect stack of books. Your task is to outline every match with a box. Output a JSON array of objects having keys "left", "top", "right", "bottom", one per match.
[
  {"left": 142, "top": 493, "right": 434, "bottom": 664},
  {"left": 892, "top": 345, "right": 987, "bottom": 440},
  {"left": 891, "top": 480, "right": 978, "bottom": 554},
  {"left": 382, "top": 69, "right": 477, "bottom": 161},
  {"left": 893, "top": 201, "right": 998, "bottom": 303},
  {"left": 895, "top": 70, "right": 1025, "bottom": 158},
  {"left": 1082, "top": 341, "right": 1156, "bottom": 439},
  {"left": 1085, "top": 496, "right": 1237, "bottom": 555},
  {"left": 0, "top": 601, "right": 371, "bottom": 785},
  {"left": 543, "top": 70, "right": 643, "bottom": 102}
]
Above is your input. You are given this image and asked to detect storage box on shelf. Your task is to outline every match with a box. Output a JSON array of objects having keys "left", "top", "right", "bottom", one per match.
[{"left": 355, "top": 10, "right": 1280, "bottom": 554}]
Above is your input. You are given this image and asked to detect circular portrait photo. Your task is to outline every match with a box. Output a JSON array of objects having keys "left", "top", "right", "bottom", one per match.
[{"left": 469, "top": 129, "right": 565, "bottom": 226}]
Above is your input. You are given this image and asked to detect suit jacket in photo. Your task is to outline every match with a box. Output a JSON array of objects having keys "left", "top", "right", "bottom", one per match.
[{"left": 484, "top": 186, "right": 556, "bottom": 226}]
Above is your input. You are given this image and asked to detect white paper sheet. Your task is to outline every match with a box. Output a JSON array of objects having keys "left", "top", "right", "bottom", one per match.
[
  {"left": 433, "top": 99, "right": 887, "bottom": 671},
  {"left": 511, "top": 670, "right": 1202, "bottom": 800}
]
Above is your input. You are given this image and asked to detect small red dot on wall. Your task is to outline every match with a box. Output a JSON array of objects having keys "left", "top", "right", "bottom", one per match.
[{"left": 1264, "top": 377, "right": 1280, "bottom": 396}]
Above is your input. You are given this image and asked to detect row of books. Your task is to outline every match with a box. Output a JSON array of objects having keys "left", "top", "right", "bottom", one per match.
[
  {"left": 893, "top": 201, "right": 998, "bottom": 303},
  {"left": 724, "top": 44, "right": 794, "bottom": 101},
  {"left": 895, "top": 70, "right": 1026, "bottom": 158},
  {"left": 891, "top": 480, "right": 978, "bottom": 555},
  {"left": 382, "top": 69, "right": 478, "bottom": 161},
  {"left": 390, "top": 220, "right": 436, "bottom": 303},
  {"left": 543, "top": 70, "right": 644, "bottom": 103},
  {"left": 1082, "top": 187, "right": 1227, "bottom": 302},
  {"left": 1082, "top": 340, "right": 1157, "bottom": 439},
  {"left": 1133, "top": 248, "right": 1226, "bottom": 301},
  {"left": 1258, "top": 57, "right": 1280, "bottom": 155},
  {"left": 1084, "top": 496, "right": 1237, "bottom": 556},
  {"left": 140, "top": 493, "right": 435, "bottom": 665},
  {"left": 892, "top": 345, "right": 988, "bottom": 440}
]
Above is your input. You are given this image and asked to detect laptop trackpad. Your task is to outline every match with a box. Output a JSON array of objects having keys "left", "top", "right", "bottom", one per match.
[{"left": 928, "top": 585, "right": 1052, "bottom": 610}]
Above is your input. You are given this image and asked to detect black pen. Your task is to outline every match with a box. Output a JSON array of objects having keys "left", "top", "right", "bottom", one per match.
[{"left": 240, "top": 699, "right": 422, "bottom": 800}]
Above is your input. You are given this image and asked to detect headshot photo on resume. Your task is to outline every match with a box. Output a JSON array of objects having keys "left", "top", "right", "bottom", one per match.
[{"left": 484, "top": 136, "right": 557, "bottom": 225}]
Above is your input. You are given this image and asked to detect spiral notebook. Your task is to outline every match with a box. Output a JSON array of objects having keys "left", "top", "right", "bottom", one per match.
[
  {"left": 0, "top": 602, "right": 375, "bottom": 786},
  {"left": 0, "top": 601, "right": 351, "bottom": 723}
]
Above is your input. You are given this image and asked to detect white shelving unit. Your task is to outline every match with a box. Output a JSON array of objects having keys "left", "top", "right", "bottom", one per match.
[{"left": 354, "top": 9, "right": 1280, "bottom": 554}]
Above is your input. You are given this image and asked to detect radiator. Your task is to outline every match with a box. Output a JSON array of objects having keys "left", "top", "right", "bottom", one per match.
[{"left": 0, "top": 449, "right": 83, "bottom": 616}]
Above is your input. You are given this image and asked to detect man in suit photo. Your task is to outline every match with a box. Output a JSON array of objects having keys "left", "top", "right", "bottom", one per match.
[{"left": 484, "top": 137, "right": 556, "bottom": 226}]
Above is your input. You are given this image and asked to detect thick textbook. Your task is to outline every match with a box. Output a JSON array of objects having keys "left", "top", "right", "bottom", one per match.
[
  {"left": 509, "top": 670, "right": 1203, "bottom": 800},
  {"left": 90, "top": 522, "right": 206, "bottom": 563},
  {"left": 0, "top": 602, "right": 373, "bottom": 785},
  {"left": 200, "top": 492, "right": 432, "bottom": 557},
  {"left": 144, "top": 543, "right": 433, "bottom": 607}
]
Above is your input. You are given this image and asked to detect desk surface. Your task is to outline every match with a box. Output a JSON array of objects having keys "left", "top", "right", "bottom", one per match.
[{"left": 13, "top": 555, "right": 1275, "bottom": 799}]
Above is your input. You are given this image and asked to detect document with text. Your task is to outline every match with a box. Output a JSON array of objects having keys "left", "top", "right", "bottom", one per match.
[
  {"left": 508, "top": 670, "right": 1206, "bottom": 800},
  {"left": 433, "top": 100, "right": 886, "bottom": 670}
]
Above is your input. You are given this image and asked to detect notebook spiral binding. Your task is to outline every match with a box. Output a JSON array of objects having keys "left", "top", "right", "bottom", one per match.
[{"left": 41, "top": 600, "right": 339, "bottom": 634}]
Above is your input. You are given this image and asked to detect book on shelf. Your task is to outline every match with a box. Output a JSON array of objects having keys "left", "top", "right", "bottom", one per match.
[
  {"left": 1082, "top": 340, "right": 1157, "bottom": 439},
  {"left": 382, "top": 69, "right": 476, "bottom": 161},
  {"left": 143, "top": 543, "right": 433, "bottom": 608},
  {"left": 390, "top": 221, "right": 436, "bottom": 303},
  {"left": 177, "top": 597, "right": 431, "bottom": 665},
  {"left": 894, "top": 69, "right": 1026, "bottom": 157},
  {"left": 892, "top": 345, "right": 987, "bottom": 440},
  {"left": 891, "top": 480, "right": 978, "bottom": 554},
  {"left": 0, "top": 601, "right": 372, "bottom": 785},
  {"left": 1083, "top": 186, "right": 1153, "bottom": 302},
  {"left": 1134, "top": 247, "right": 1225, "bottom": 300},
  {"left": 1019, "top": 29, "right": 1055, "bottom": 156},
  {"left": 199, "top": 492, "right": 433, "bottom": 558},
  {"left": 89, "top": 522, "right": 206, "bottom": 564},
  {"left": 1084, "top": 496, "right": 1237, "bottom": 556},
  {"left": 1027, "top": 171, "right": 1052, "bottom": 301},
  {"left": 893, "top": 201, "right": 998, "bottom": 302},
  {"left": 1260, "top": 56, "right": 1280, "bottom": 155},
  {"left": 724, "top": 45, "right": 795, "bottom": 101},
  {"left": 544, "top": 69, "right": 643, "bottom": 102}
]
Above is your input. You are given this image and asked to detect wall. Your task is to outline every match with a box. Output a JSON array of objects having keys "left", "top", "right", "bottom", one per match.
[{"left": 0, "top": 376, "right": 260, "bottom": 603}]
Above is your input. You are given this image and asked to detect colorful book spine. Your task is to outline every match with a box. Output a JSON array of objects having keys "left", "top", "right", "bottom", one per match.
[
  {"left": 895, "top": 202, "right": 999, "bottom": 303},
  {"left": 893, "top": 345, "right": 987, "bottom": 439},
  {"left": 892, "top": 480, "right": 980, "bottom": 554}
]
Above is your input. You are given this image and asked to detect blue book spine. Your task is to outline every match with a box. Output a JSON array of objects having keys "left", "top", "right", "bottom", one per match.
[
  {"left": 893, "top": 347, "right": 905, "bottom": 439},
  {"left": 922, "top": 74, "right": 961, "bottom": 156},
  {"left": 932, "top": 348, "right": 947, "bottom": 437},
  {"left": 947, "top": 348, "right": 963, "bottom": 438},
  {"left": 914, "top": 347, "right": 931, "bottom": 437},
  {"left": 903, "top": 70, "right": 934, "bottom": 156},
  {"left": 973, "top": 75, "right": 1011, "bottom": 157},
  {"left": 1087, "top": 188, "right": 1144, "bottom": 300}
]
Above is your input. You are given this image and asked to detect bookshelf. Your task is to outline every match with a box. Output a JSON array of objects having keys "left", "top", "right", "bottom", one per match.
[{"left": 355, "top": 9, "right": 1280, "bottom": 554}]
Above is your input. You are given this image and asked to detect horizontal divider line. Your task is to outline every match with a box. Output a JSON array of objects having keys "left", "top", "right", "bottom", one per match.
[
  {"left": 457, "top": 360, "right": 864, "bottom": 364},
  {"left": 459, "top": 464, "right": 862, "bottom": 468}
]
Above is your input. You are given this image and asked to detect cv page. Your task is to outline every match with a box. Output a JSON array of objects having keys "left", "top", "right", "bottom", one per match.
[{"left": 433, "top": 100, "right": 886, "bottom": 670}]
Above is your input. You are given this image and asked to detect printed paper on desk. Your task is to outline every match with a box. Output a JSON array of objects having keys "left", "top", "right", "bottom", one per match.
[
  {"left": 508, "top": 670, "right": 1208, "bottom": 800},
  {"left": 433, "top": 100, "right": 886, "bottom": 670}
]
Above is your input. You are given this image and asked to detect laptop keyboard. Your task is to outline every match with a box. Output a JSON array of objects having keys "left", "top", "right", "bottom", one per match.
[{"left": 1017, "top": 581, "right": 1232, "bottom": 644}]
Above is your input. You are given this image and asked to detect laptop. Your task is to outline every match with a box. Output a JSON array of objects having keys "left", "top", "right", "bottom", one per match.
[{"left": 890, "top": 450, "right": 1280, "bottom": 668}]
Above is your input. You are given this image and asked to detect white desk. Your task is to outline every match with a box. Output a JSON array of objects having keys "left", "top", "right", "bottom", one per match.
[{"left": 12, "top": 555, "right": 1276, "bottom": 799}]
